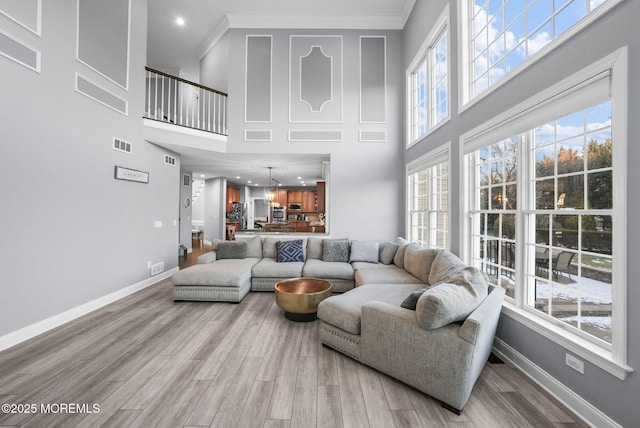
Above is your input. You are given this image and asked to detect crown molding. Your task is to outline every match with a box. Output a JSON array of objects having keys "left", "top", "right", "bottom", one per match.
[
  {"left": 226, "top": 13, "right": 406, "bottom": 30},
  {"left": 199, "top": 15, "right": 230, "bottom": 59}
]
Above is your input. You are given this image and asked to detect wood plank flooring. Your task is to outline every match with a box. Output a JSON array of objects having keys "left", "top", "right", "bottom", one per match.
[{"left": 0, "top": 279, "right": 589, "bottom": 428}]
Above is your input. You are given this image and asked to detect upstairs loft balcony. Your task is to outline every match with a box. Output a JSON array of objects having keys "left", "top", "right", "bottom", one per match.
[{"left": 144, "top": 67, "right": 227, "bottom": 137}]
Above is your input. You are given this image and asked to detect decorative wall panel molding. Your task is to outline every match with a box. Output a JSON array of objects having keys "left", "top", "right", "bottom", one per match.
[
  {"left": 245, "top": 35, "right": 272, "bottom": 122},
  {"left": 244, "top": 129, "right": 272, "bottom": 141},
  {"left": 0, "top": 28, "right": 39, "bottom": 72},
  {"left": 359, "top": 130, "right": 386, "bottom": 142},
  {"left": 75, "top": 74, "right": 128, "bottom": 115},
  {"left": 77, "top": 0, "right": 130, "bottom": 89},
  {"left": 360, "top": 36, "right": 386, "bottom": 123},
  {"left": 289, "top": 130, "right": 342, "bottom": 142},
  {"left": 289, "top": 36, "right": 342, "bottom": 123},
  {"left": 0, "top": 0, "right": 41, "bottom": 35}
]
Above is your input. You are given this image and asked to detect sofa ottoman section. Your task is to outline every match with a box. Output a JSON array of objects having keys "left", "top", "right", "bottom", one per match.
[
  {"left": 251, "top": 258, "right": 305, "bottom": 291},
  {"left": 172, "top": 258, "right": 260, "bottom": 302},
  {"left": 302, "top": 259, "right": 355, "bottom": 292}
]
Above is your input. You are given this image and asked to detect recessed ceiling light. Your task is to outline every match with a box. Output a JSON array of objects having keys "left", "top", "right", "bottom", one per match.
[
  {"left": 200, "top": 174, "right": 205, "bottom": 178},
  {"left": 176, "top": 17, "right": 185, "bottom": 26},
  {"left": 248, "top": 180, "right": 252, "bottom": 184},
  {"left": 236, "top": 176, "right": 241, "bottom": 179}
]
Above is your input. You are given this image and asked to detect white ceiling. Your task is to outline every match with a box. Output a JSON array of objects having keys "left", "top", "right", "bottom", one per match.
[{"left": 146, "top": 0, "right": 413, "bottom": 187}]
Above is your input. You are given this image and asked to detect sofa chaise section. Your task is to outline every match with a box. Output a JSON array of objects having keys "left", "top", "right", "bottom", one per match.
[{"left": 172, "top": 257, "right": 260, "bottom": 302}]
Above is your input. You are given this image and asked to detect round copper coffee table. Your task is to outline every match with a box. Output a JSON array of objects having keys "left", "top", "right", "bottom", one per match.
[{"left": 274, "top": 277, "right": 332, "bottom": 322}]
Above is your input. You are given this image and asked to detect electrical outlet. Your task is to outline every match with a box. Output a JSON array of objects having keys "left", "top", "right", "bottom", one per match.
[
  {"left": 154, "top": 220, "right": 162, "bottom": 228},
  {"left": 566, "top": 353, "right": 584, "bottom": 374}
]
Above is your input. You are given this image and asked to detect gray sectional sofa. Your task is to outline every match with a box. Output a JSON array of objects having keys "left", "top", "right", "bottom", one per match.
[{"left": 171, "top": 235, "right": 505, "bottom": 413}]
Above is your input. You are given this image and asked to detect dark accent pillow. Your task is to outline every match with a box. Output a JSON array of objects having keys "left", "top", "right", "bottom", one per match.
[
  {"left": 276, "top": 239, "right": 304, "bottom": 262},
  {"left": 400, "top": 281, "right": 446, "bottom": 310},
  {"left": 322, "top": 238, "right": 350, "bottom": 262},
  {"left": 401, "top": 287, "right": 428, "bottom": 310},
  {"left": 216, "top": 241, "right": 247, "bottom": 259}
]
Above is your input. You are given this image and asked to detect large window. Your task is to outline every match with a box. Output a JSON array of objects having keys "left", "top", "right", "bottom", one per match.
[
  {"left": 407, "top": 6, "right": 449, "bottom": 145},
  {"left": 463, "top": 50, "right": 629, "bottom": 378},
  {"left": 463, "top": 0, "right": 622, "bottom": 103},
  {"left": 408, "top": 147, "right": 449, "bottom": 249}
]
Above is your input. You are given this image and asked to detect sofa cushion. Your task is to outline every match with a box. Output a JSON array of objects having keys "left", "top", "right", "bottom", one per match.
[
  {"left": 379, "top": 241, "right": 400, "bottom": 264},
  {"left": 428, "top": 249, "right": 467, "bottom": 285},
  {"left": 416, "top": 267, "right": 490, "bottom": 329},
  {"left": 276, "top": 239, "right": 304, "bottom": 262},
  {"left": 318, "top": 283, "right": 424, "bottom": 335},
  {"left": 263, "top": 237, "right": 307, "bottom": 259},
  {"left": 237, "top": 235, "right": 263, "bottom": 258},
  {"left": 355, "top": 268, "right": 423, "bottom": 287},
  {"left": 350, "top": 240, "right": 379, "bottom": 263},
  {"left": 216, "top": 241, "right": 247, "bottom": 259},
  {"left": 403, "top": 244, "right": 439, "bottom": 284},
  {"left": 323, "top": 238, "right": 350, "bottom": 262},
  {"left": 302, "top": 259, "right": 355, "bottom": 280},
  {"left": 252, "top": 258, "right": 304, "bottom": 278},
  {"left": 172, "top": 258, "right": 259, "bottom": 287},
  {"left": 307, "top": 237, "right": 323, "bottom": 259}
]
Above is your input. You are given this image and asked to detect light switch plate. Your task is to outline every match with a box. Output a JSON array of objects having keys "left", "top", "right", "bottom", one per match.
[
  {"left": 154, "top": 220, "right": 162, "bottom": 228},
  {"left": 566, "top": 353, "right": 584, "bottom": 374}
]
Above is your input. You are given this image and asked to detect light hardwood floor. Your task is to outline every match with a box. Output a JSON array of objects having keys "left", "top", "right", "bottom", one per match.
[{"left": 0, "top": 279, "right": 588, "bottom": 427}]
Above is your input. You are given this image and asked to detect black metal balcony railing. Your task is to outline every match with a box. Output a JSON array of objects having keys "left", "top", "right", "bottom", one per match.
[{"left": 144, "top": 67, "right": 227, "bottom": 135}]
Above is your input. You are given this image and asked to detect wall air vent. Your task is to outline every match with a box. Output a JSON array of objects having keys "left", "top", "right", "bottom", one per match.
[
  {"left": 164, "top": 154, "right": 176, "bottom": 166},
  {"left": 183, "top": 174, "right": 191, "bottom": 187},
  {"left": 113, "top": 137, "right": 132, "bottom": 153}
]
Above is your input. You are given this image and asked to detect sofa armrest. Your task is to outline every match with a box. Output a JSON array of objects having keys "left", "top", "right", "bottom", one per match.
[
  {"left": 458, "top": 285, "right": 505, "bottom": 344},
  {"left": 197, "top": 251, "right": 217, "bottom": 264}
]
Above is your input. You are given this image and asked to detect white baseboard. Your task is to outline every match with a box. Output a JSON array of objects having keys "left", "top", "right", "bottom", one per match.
[
  {"left": 493, "top": 337, "right": 621, "bottom": 428},
  {"left": 0, "top": 268, "right": 178, "bottom": 353}
]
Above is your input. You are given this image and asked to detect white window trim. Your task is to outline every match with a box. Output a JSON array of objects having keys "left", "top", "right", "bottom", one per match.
[
  {"left": 460, "top": 48, "right": 632, "bottom": 380},
  {"left": 406, "top": 4, "right": 450, "bottom": 148},
  {"left": 457, "top": 0, "right": 625, "bottom": 114},
  {"left": 406, "top": 142, "right": 452, "bottom": 249}
]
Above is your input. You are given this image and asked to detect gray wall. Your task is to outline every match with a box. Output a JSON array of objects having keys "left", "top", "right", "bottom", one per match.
[
  {"left": 204, "top": 177, "right": 226, "bottom": 242},
  {"left": 403, "top": 1, "right": 639, "bottom": 426},
  {"left": 0, "top": 0, "right": 180, "bottom": 337},
  {"left": 201, "top": 29, "right": 406, "bottom": 241}
]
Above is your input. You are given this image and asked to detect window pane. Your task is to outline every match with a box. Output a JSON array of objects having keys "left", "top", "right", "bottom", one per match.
[
  {"left": 557, "top": 175, "right": 584, "bottom": 209},
  {"left": 556, "top": 137, "right": 585, "bottom": 174},
  {"left": 587, "top": 171, "right": 612, "bottom": 209},
  {"left": 536, "top": 179, "right": 555, "bottom": 209}
]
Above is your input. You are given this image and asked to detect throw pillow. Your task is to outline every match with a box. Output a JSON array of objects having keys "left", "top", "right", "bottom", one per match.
[
  {"left": 349, "top": 240, "right": 379, "bottom": 263},
  {"left": 276, "top": 239, "right": 304, "bottom": 263},
  {"left": 322, "top": 238, "right": 350, "bottom": 263},
  {"left": 379, "top": 241, "right": 400, "bottom": 265},
  {"left": 400, "top": 281, "right": 446, "bottom": 310},
  {"left": 237, "top": 235, "right": 262, "bottom": 258},
  {"left": 415, "top": 267, "right": 489, "bottom": 329},
  {"left": 428, "top": 249, "right": 467, "bottom": 285},
  {"left": 307, "top": 237, "right": 323, "bottom": 259},
  {"left": 216, "top": 241, "right": 247, "bottom": 259},
  {"left": 400, "top": 287, "right": 429, "bottom": 310},
  {"left": 393, "top": 237, "right": 410, "bottom": 268}
]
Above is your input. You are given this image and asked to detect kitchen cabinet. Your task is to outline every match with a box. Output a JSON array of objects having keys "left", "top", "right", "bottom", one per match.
[
  {"left": 302, "top": 191, "right": 317, "bottom": 212},
  {"left": 276, "top": 189, "right": 288, "bottom": 206},
  {"left": 287, "top": 190, "right": 302, "bottom": 205},
  {"left": 316, "top": 181, "right": 326, "bottom": 213},
  {"left": 226, "top": 186, "right": 240, "bottom": 212}
]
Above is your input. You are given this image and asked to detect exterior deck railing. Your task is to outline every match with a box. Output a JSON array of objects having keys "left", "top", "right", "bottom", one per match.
[{"left": 144, "top": 67, "right": 227, "bottom": 135}]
